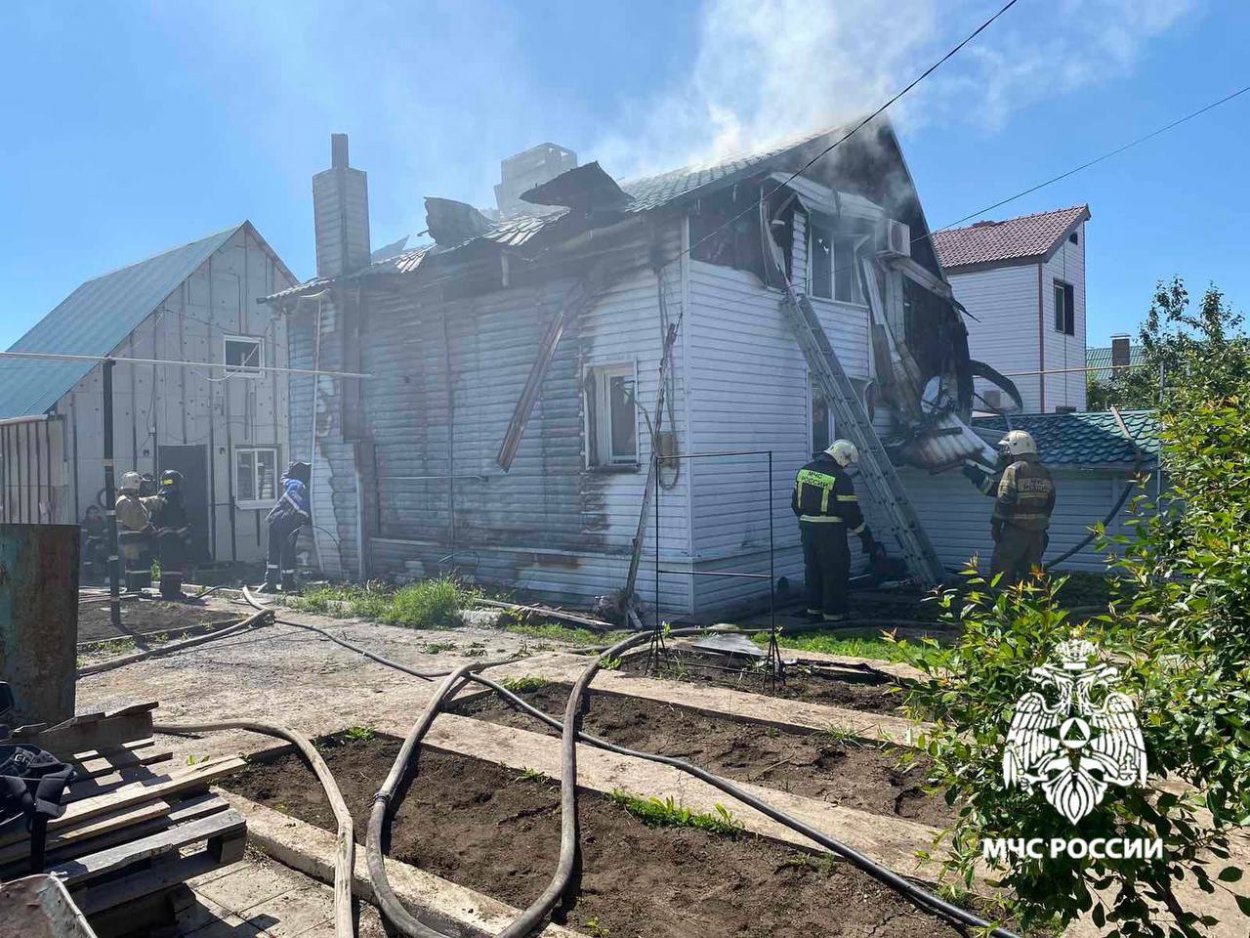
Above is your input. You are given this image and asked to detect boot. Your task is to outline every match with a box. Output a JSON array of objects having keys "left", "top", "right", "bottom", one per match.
[
  {"left": 259, "top": 564, "right": 280, "bottom": 593},
  {"left": 160, "top": 572, "right": 184, "bottom": 602},
  {"left": 280, "top": 570, "right": 299, "bottom": 594}
]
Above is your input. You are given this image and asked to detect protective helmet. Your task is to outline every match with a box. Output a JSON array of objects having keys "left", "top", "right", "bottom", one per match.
[
  {"left": 119, "top": 471, "right": 143, "bottom": 495},
  {"left": 139, "top": 472, "right": 157, "bottom": 496},
  {"left": 998, "top": 429, "right": 1038, "bottom": 458},
  {"left": 159, "top": 469, "right": 183, "bottom": 492},
  {"left": 285, "top": 460, "right": 311, "bottom": 486},
  {"left": 825, "top": 439, "right": 860, "bottom": 467}
]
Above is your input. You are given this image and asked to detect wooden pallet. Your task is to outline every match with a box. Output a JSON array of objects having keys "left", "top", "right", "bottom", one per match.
[{"left": 2, "top": 702, "right": 247, "bottom": 934}]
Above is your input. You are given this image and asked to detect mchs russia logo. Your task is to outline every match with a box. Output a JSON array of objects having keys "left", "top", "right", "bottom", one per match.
[{"left": 984, "top": 639, "right": 1160, "bottom": 863}]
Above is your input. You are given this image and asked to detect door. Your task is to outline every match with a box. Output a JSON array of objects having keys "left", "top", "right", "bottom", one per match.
[{"left": 158, "top": 445, "right": 211, "bottom": 562}]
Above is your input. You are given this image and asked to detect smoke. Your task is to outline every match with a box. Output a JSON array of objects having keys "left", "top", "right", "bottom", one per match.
[{"left": 597, "top": 0, "right": 1194, "bottom": 180}]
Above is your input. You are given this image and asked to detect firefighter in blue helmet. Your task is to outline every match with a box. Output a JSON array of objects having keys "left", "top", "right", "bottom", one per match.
[
  {"left": 261, "top": 461, "right": 311, "bottom": 593},
  {"left": 791, "top": 440, "right": 878, "bottom": 622}
]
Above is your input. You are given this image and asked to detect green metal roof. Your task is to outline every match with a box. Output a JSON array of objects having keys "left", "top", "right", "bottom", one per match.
[
  {"left": 1086, "top": 343, "right": 1147, "bottom": 382},
  {"left": 973, "top": 410, "right": 1159, "bottom": 467},
  {"left": 0, "top": 225, "right": 242, "bottom": 420}
]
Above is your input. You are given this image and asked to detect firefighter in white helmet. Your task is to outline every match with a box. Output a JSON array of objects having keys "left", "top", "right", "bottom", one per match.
[
  {"left": 991, "top": 430, "right": 1055, "bottom": 584},
  {"left": 115, "top": 471, "right": 155, "bottom": 591},
  {"left": 791, "top": 439, "right": 878, "bottom": 622}
]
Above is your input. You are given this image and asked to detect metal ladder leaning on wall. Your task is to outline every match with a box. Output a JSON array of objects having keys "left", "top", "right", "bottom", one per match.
[{"left": 778, "top": 283, "right": 946, "bottom": 588}]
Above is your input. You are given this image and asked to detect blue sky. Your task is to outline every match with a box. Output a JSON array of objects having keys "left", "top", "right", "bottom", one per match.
[{"left": 1, "top": 0, "right": 1246, "bottom": 350}]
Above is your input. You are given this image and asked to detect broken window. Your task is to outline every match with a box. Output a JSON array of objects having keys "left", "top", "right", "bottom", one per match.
[
  {"left": 586, "top": 364, "right": 637, "bottom": 467},
  {"left": 224, "top": 335, "right": 263, "bottom": 375},
  {"left": 1053, "top": 280, "right": 1075, "bottom": 336},
  {"left": 809, "top": 220, "right": 864, "bottom": 304},
  {"left": 235, "top": 447, "right": 279, "bottom": 507},
  {"left": 689, "top": 189, "right": 767, "bottom": 281}
]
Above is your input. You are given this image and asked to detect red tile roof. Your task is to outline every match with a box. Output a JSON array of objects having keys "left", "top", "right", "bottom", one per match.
[{"left": 932, "top": 205, "right": 1089, "bottom": 270}]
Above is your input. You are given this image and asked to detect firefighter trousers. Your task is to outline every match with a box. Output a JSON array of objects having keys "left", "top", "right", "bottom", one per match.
[
  {"left": 157, "top": 530, "right": 187, "bottom": 600},
  {"left": 991, "top": 525, "right": 1046, "bottom": 585},
  {"left": 800, "top": 521, "right": 850, "bottom": 619},
  {"left": 265, "top": 517, "right": 302, "bottom": 590}
]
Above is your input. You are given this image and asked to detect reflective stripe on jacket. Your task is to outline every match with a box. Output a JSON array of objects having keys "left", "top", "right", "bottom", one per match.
[
  {"left": 993, "top": 456, "right": 1056, "bottom": 531},
  {"left": 791, "top": 457, "right": 865, "bottom": 533}
]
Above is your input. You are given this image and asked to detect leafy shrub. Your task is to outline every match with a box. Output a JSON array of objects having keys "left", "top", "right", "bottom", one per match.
[
  {"left": 378, "top": 577, "right": 478, "bottom": 629},
  {"left": 608, "top": 790, "right": 743, "bottom": 837}
]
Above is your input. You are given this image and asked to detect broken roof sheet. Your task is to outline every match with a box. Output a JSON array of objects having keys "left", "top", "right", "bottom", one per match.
[
  {"left": 972, "top": 410, "right": 1158, "bottom": 468},
  {"left": 0, "top": 224, "right": 246, "bottom": 420},
  {"left": 932, "top": 205, "right": 1090, "bottom": 270}
]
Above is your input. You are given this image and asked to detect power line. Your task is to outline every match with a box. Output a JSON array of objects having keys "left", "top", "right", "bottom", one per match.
[
  {"left": 670, "top": 0, "right": 1022, "bottom": 269},
  {"left": 933, "top": 81, "right": 1250, "bottom": 232},
  {"left": 0, "top": 349, "right": 369, "bottom": 380}
]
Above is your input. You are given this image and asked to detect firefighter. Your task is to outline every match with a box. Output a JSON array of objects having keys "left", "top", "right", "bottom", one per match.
[
  {"left": 990, "top": 430, "right": 1055, "bottom": 585},
  {"left": 791, "top": 439, "right": 878, "bottom": 622},
  {"left": 150, "top": 469, "right": 191, "bottom": 601},
  {"left": 115, "top": 471, "right": 155, "bottom": 591},
  {"left": 261, "top": 460, "right": 311, "bottom": 594}
]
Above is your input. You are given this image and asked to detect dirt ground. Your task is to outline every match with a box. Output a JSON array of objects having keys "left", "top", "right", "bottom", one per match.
[
  {"left": 619, "top": 649, "right": 907, "bottom": 713},
  {"left": 452, "top": 682, "right": 952, "bottom": 827},
  {"left": 225, "top": 737, "right": 965, "bottom": 938},
  {"left": 77, "top": 597, "right": 241, "bottom": 644}
]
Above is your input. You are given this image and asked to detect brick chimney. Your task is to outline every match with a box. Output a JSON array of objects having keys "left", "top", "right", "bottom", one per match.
[
  {"left": 1111, "top": 333, "right": 1131, "bottom": 371},
  {"left": 313, "top": 133, "right": 371, "bottom": 278}
]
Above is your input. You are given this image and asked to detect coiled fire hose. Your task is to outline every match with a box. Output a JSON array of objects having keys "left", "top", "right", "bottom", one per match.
[{"left": 239, "top": 589, "right": 1016, "bottom": 938}]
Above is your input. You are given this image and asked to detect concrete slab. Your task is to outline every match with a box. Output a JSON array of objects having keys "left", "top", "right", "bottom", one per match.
[
  {"left": 193, "top": 861, "right": 313, "bottom": 922},
  {"left": 227, "top": 793, "right": 584, "bottom": 938},
  {"left": 242, "top": 884, "right": 334, "bottom": 937}
]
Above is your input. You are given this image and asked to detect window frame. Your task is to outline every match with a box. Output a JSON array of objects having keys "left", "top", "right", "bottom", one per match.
[
  {"left": 1053, "top": 279, "right": 1076, "bottom": 336},
  {"left": 585, "top": 362, "right": 640, "bottom": 469},
  {"left": 223, "top": 335, "right": 265, "bottom": 377},
  {"left": 234, "top": 445, "right": 281, "bottom": 509},
  {"left": 807, "top": 217, "right": 866, "bottom": 305}
]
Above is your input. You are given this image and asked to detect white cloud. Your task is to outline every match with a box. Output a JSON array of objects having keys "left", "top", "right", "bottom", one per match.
[{"left": 596, "top": 0, "right": 1195, "bottom": 179}]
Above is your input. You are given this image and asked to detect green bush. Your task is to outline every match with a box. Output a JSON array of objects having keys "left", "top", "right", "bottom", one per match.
[{"left": 378, "top": 577, "right": 477, "bottom": 629}]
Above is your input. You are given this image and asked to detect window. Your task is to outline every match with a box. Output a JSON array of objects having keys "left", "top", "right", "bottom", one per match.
[
  {"left": 235, "top": 447, "right": 279, "bottom": 507},
  {"left": 224, "top": 336, "right": 263, "bottom": 375},
  {"left": 809, "top": 220, "right": 864, "bottom": 304},
  {"left": 587, "top": 364, "right": 637, "bottom": 467},
  {"left": 1053, "top": 280, "right": 1075, "bottom": 335},
  {"left": 1068, "top": 231, "right": 1079, "bottom": 245},
  {"left": 811, "top": 386, "right": 832, "bottom": 457}
]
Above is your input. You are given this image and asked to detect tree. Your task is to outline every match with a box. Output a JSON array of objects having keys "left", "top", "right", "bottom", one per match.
[{"left": 1088, "top": 279, "right": 1246, "bottom": 411}]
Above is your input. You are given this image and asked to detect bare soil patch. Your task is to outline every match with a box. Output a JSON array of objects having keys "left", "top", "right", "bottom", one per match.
[
  {"left": 451, "top": 682, "right": 950, "bottom": 827},
  {"left": 225, "top": 737, "right": 964, "bottom": 937},
  {"left": 619, "top": 648, "right": 907, "bottom": 713},
  {"left": 77, "top": 598, "right": 239, "bottom": 644}
]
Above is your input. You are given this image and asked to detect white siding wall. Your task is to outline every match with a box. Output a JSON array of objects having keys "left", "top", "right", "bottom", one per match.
[
  {"left": 59, "top": 227, "right": 295, "bottom": 564},
  {"left": 1041, "top": 222, "right": 1087, "bottom": 411},
  {"left": 948, "top": 264, "right": 1041, "bottom": 411},
  {"left": 898, "top": 465, "right": 1134, "bottom": 573}
]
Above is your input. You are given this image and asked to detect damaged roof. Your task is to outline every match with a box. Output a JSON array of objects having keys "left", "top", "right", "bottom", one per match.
[
  {"left": 266, "top": 125, "right": 857, "bottom": 302},
  {"left": 933, "top": 205, "right": 1090, "bottom": 271},
  {"left": 973, "top": 410, "right": 1158, "bottom": 468}
]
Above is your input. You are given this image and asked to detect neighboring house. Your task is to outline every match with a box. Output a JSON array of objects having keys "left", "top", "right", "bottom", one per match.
[
  {"left": 899, "top": 410, "right": 1158, "bottom": 573},
  {"left": 933, "top": 205, "right": 1090, "bottom": 414},
  {"left": 0, "top": 223, "right": 298, "bottom": 566},
  {"left": 1087, "top": 333, "right": 1145, "bottom": 382},
  {"left": 267, "top": 129, "right": 1113, "bottom": 615}
]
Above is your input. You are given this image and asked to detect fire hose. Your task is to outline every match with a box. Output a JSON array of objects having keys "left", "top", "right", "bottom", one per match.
[{"left": 237, "top": 584, "right": 1018, "bottom": 938}]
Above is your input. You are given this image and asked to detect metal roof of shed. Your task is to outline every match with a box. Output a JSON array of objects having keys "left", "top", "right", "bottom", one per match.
[
  {"left": 973, "top": 410, "right": 1159, "bottom": 467},
  {"left": 0, "top": 224, "right": 243, "bottom": 419}
]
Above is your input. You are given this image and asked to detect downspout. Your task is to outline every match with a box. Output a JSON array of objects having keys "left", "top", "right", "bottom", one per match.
[{"left": 1037, "top": 262, "right": 1046, "bottom": 413}]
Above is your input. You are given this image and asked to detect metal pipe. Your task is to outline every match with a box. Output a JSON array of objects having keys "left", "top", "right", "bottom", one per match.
[
  {"left": 102, "top": 359, "right": 121, "bottom": 630},
  {"left": 0, "top": 349, "right": 369, "bottom": 380}
]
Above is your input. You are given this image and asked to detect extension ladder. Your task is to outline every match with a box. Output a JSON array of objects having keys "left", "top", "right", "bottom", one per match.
[{"left": 778, "top": 286, "right": 946, "bottom": 587}]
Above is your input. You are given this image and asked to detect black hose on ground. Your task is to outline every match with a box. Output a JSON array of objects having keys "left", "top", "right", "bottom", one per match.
[{"left": 243, "top": 589, "right": 1016, "bottom": 938}]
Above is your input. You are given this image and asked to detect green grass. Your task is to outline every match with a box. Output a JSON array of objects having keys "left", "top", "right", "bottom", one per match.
[
  {"left": 751, "top": 630, "right": 944, "bottom": 667},
  {"left": 608, "top": 790, "right": 744, "bottom": 837},
  {"left": 285, "top": 578, "right": 478, "bottom": 630},
  {"left": 516, "top": 767, "right": 549, "bottom": 783},
  {"left": 500, "top": 675, "right": 550, "bottom": 693},
  {"left": 495, "top": 619, "right": 629, "bottom": 647},
  {"left": 342, "top": 725, "right": 376, "bottom": 742}
]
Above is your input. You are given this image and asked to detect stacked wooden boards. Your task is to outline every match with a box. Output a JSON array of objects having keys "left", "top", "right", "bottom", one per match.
[{"left": 2, "top": 702, "right": 247, "bottom": 933}]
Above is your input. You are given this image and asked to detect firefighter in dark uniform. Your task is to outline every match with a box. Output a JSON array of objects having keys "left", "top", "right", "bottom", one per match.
[
  {"left": 990, "top": 430, "right": 1055, "bottom": 585},
  {"left": 115, "top": 471, "right": 155, "bottom": 592},
  {"left": 261, "top": 461, "right": 311, "bottom": 594},
  {"left": 149, "top": 469, "right": 191, "bottom": 601},
  {"left": 791, "top": 440, "right": 878, "bottom": 622}
]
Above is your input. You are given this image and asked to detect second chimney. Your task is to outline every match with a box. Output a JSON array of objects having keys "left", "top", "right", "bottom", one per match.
[
  {"left": 1111, "top": 334, "right": 1131, "bottom": 371},
  {"left": 313, "top": 133, "right": 371, "bottom": 278}
]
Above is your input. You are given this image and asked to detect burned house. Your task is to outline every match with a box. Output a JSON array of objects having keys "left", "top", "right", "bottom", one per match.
[{"left": 270, "top": 127, "right": 1101, "bottom": 615}]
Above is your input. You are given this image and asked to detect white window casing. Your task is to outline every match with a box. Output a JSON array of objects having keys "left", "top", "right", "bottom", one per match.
[
  {"left": 585, "top": 362, "right": 639, "bottom": 468},
  {"left": 224, "top": 335, "right": 264, "bottom": 376},
  {"left": 235, "top": 446, "right": 280, "bottom": 509}
]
